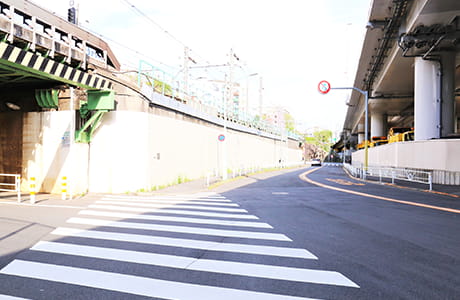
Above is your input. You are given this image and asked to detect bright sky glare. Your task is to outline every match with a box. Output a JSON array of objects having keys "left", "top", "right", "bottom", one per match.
[{"left": 36, "top": 0, "right": 372, "bottom": 134}]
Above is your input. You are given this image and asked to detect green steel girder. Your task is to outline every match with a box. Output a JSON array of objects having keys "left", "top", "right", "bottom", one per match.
[
  {"left": 0, "top": 41, "right": 112, "bottom": 90},
  {"left": 35, "top": 89, "right": 59, "bottom": 109}
]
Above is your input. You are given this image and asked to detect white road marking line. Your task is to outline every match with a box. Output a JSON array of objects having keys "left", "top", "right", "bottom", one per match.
[
  {"left": 88, "top": 204, "right": 259, "bottom": 219},
  {"left": 0, "top": 295, "right": 30, "bottom": 300},
  {"left": 67, "top": 217, "right": 291, "bottom": 241},
  {"left": 1, "top": 260, "right": 315, "bottom": 300},
  {"left": 79, "top": 210, "right": 273, "bottom": 229},
  {"left": 103, "top": 195, "right": 231, "bottom": 202},
  {"left": 101, "top": 197, "right": 239, "bottom": 207},
  {"left": 51, "top": 227, "right": 317, "bottom": 259},
  {"left": 95, "top": 201, "right": 247, "bottom": 213},
  {"left": 31, "top": 241, "right": 356, "bottom": 287}
]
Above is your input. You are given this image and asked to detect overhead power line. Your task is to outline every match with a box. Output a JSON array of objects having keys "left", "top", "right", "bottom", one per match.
[
  {"left": 119, "top": 0, "right": 226, "bottom": 76},
  {"left": 120, "top": 0, "right": 186, "bottom": 48}
]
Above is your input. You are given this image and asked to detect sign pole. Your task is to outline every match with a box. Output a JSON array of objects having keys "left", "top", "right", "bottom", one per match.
[{"left": 318, "top": 82, "right": 369, "bottom": 179}]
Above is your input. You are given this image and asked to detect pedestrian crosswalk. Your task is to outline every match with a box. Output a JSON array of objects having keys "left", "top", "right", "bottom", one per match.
[{"left": 0, "top": 192, "right": 359, "bottom": 299}]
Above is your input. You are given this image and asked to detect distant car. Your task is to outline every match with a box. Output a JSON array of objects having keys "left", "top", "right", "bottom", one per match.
[{"left": 311, "top": 158, "right": 321, "bottom": 166}]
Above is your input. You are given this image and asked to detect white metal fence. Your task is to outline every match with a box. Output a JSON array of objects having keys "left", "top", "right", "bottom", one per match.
[
  {"left": 343, "top": 164, "right": 433, "bottom": 190},
  {"left": 0, "top": 173, "right": 21, "bottom": 202}
]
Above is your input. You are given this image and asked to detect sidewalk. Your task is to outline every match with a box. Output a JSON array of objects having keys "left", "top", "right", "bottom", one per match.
[
  {"left": 0, "top": 168, "right": 307, "bottom": 203},
  {"left": 0, "top": 191, "right": 101, "bottom": 207}
]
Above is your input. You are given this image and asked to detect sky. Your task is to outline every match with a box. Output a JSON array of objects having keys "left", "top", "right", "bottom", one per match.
[{"left": 36, "top": 0, "right": 372, "bottom": 134}]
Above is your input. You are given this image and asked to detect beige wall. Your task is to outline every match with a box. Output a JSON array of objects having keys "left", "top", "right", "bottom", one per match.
[
  {"left": 88, "top": 111, "right": 303, "bottom": 193},
  {"left": 16, "top": 110, "right": 302, "bottom": 194},
  {"left": 21, "top": 111, "right": 89, "bottom": 194},
  {"left": 352, "top": 139, "right": 460, "bottom": 184}
]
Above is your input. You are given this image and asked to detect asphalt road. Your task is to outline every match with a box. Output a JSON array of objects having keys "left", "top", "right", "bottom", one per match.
[{"left": 0, "top": 165, "right": 459, "bottom": 299}]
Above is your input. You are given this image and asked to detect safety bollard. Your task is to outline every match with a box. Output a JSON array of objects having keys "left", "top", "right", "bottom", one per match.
[
  {"left": 61, "top": 176, "right": 67, "bottom": 200},
  {"left": 16, "top": 175, "right": 21, "bottom": 203},
  {"left": 30, "top": 177, "right": 36, "bottom": 204}
]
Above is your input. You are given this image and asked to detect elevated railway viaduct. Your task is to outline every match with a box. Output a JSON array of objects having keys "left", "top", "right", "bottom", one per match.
[{"left": 0, "top": 0, "right": 302, "bottom": 195}]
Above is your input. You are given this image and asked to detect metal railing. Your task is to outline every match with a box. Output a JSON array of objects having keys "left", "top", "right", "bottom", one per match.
[
  {"left": 0, "top": 173, "right": 21, "bottom": 202},
  {"left": 0, "top": 1, "right": 114, "bottom": 70},
  {"left": 136, "top": 60, "right": 301, "bottom": 141},
  {"left": 344, "top": 163, "right": 432, "bottom": 190}
]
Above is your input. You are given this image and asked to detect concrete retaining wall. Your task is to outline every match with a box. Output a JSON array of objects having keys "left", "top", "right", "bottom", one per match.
[
  {"left": 352, "top": 139, "right": 460, "bottom": 185},
  {"left": 10, "top": 108, "right": 302, "bottom": 194},
  {"left": 88, "top": 111, "right": 301, "bottom": 193},
  {"left": 21, "top": 111, "right": 89, "bottom": 193}
]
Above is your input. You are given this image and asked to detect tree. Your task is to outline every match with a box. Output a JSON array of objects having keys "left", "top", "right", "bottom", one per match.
[
  {"left": 284, "top": 112, "right": 295, "bottom": 132},
  {"left": 302, "top": 129, "right": 333, "bottom": 159},
  {"left": 313, "top": 129, "right": 332, "bottom": 152}
]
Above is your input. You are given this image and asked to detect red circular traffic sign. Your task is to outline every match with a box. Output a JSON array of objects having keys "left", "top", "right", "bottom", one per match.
[
  {"left": 318, "top": 80, "right": 331, "bottom": 94},
  {"left": 218, "top": 134, "right": 225, "bottom": 142}
]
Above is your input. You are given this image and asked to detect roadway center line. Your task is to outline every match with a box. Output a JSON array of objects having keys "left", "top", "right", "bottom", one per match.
[{"left": 300, "top": 168, "right": 460, "bottom": 214}]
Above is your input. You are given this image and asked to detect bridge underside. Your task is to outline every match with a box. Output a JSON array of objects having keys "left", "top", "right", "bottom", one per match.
[{"left": 341, "top": 0, "right": 460, "bottom": 144}]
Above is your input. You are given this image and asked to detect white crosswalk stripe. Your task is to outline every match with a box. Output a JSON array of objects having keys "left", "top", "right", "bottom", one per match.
[
  {"left": 0, "top": 295, "right": 30, "bottom": 300},
  {"left": 2, "top": 260, "right": 315, "bottom": 300},
  {"left": 0, "top": 192, "right": 359, "bottom": 299},
  {"left": 50, "top": 227, "right": 317, "bottom": 259},
  {"left": 102, "top": 196, "right": 238, "bottom": 206},
  {"left": 66, "top": 217, "right": 292, "bottom": 241},
  {"left": 78, "top": 210, "right": 273, "bottom": 228},
  {"left": 103, "top": 194, "right": 232, "bottom": 202},
  {"left": 31, "top": 241, "right": 356, "bottom": 287},
  {"left": 95, "top": 200, "right": 248, "bottom": 212},
  {"left": 88, "top": 204, "right": 259, "bottom": 219}
]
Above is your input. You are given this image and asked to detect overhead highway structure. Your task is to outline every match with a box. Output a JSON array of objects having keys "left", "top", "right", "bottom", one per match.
[{"left": 336, "top": 0, "right": 460, "bottom": 185}]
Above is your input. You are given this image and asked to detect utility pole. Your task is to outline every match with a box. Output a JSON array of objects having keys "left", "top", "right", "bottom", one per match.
[
  {"left": 183, "top": 47, "right": 190, "bottom": 102},
  {"left": 221, "top": 49, "right": 236, "bottom": 180},
  {"left": 228, "top": 48, "right": 236, "bottom": 117},
  {"left": 259, "top": 76, "right": 263, "bottom": 117}
]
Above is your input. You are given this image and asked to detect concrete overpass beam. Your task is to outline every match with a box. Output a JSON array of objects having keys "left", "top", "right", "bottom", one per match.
[
  {"left": 370, "top": 113, "right": 385, "bottom": 137},
  {"left": 414, "top": 57, "right": 440, "bottom": 140},
  {"left": 441, "top": 52, "right": 456, "bottom": 137}
]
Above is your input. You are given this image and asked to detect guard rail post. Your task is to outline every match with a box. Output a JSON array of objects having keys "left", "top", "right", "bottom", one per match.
[{"left": 61, "top": 176, "right": 67, "bottom": 200}]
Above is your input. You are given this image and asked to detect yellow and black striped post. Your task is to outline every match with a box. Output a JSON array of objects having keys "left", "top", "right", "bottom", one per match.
[
  {"left": 61, "top": 176, "right": 67, "bottom": 200},
  {"left": 29, "top": 177, "right": 36, "bottom": 204}
]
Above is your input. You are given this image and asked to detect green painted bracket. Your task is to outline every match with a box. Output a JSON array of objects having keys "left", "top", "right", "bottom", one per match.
[
  {"left": 75, "top": 89, "right": 115, "bottom": 143},
  {"left": 75, "top": 110, "right": 107, "bottom": 143},
  {"left": 35, "top": 89, "right": 59, "bottom": 108},
  {"left": 87, "top": 90, "right": 115, "bottom": 110}
]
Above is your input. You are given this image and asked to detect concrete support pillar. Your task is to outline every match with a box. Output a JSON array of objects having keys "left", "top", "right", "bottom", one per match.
[
  {"left": 441, "top": 52, "right": 456, "bottom": 137},
  {"left": 357, "top": 123, "right": 365, "bottom": 144},
  {"left": 371, "top": 113, "right": 385, "bottom": 137},
  {"left": 414, "top": 57, "right": 440, "bottom": 140}
]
